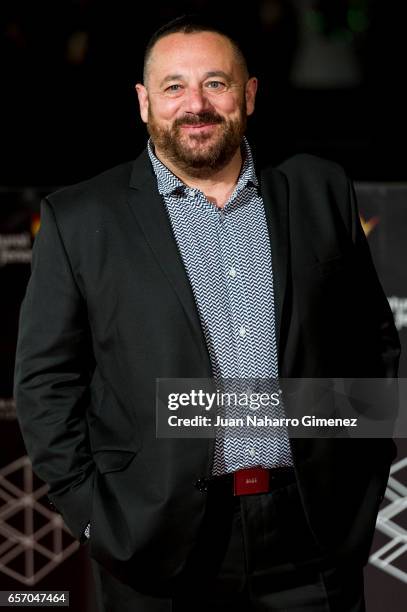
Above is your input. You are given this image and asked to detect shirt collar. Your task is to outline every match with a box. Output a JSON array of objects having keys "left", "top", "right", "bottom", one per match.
[{"left": 147, "top": 136, "right": 259, "bottom": 197}]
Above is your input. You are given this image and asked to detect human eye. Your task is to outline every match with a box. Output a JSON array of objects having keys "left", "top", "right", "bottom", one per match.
[
  {"left": 164, "top": 83, "right": 183, "bottom": 95},
  {"left": 205, "top": 80, "right": 227, "bottom": 92}
]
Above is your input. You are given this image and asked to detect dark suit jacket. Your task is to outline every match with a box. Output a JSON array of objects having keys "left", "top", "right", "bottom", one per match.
[{"left": 14, "top": 149, "right": 400, "bottom": 592}]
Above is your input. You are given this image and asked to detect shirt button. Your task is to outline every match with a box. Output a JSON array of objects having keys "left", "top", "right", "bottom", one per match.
[
  {"left": 239, "top": 326, "right": 247, "bottom": 338},
  {"left": 248, "top": 447, "right": 256, "bottom": 458},
  {"left": 229, "top": 266, "right": 237, "bottom": 278}
]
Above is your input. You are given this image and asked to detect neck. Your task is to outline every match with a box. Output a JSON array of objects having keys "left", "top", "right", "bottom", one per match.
[{"left": 154, "top": 147, "right": 243, "bottom": 209}]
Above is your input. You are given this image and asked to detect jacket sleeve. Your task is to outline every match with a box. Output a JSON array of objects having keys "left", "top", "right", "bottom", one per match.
[{"left": 14, "top": 197, "right": 96, "bottom": 541}]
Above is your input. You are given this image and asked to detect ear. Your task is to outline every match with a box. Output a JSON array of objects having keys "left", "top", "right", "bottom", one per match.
[
  {"left": 135, "top": 83, "right": 149, "bottom": 124},
  {"left": 245, "top": 77, "right": 258, "bottom": 116}
]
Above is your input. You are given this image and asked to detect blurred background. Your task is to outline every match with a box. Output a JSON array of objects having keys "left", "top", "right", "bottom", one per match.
[
  {"left": 0, "top": 1, "right": 406, "bottom": 610},
  {"left": 1, "top": 0, "right": 406, "bottom": 185}
]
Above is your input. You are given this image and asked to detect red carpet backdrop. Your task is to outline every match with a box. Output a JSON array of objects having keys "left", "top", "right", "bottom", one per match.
[
  {"left": 355, "top": 184, "right": 407, "bottom": 610},
  {"left": 0, "top": 188, "right": 96, "bottom": 611}
]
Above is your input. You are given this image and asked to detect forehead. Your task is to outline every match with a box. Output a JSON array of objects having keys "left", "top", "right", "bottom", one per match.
[{"left": 147, "top": 31, "right": 241, "bottom": 82}]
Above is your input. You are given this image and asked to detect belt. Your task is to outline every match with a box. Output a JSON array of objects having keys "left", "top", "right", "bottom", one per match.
[{"left": 205, "top": 466, "right": 296, "bottom": 496}]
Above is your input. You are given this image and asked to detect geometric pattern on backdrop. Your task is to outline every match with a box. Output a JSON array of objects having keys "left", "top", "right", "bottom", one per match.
[
  {"left": 0, "top": 456, "right": 79, "bottom": 585},
  {"left": 370, "top": 456, "right": 407, "bottom": 583}
]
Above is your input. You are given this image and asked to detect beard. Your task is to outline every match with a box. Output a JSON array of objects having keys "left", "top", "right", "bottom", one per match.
[{"left": 147, "top": 102, "right": 247, "bottom": 179}]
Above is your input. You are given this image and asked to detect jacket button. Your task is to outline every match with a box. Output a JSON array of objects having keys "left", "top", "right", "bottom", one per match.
[{"left": 194, "top": 478, "right": 209, "bottom": 493}]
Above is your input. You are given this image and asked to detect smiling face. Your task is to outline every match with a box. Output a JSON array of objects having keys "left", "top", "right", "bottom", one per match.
[{"left": 135, "top": 31, "right": 257, "bottom": 178}]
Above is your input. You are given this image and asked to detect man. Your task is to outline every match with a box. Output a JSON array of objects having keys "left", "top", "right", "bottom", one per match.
[{"left": 14, "top": 15, "right": 400, "bottom": 612}]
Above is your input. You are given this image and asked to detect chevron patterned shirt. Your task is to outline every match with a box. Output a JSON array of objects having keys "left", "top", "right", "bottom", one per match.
[{"left": 148, "top": 138, "right": 293, "bottom": 475}]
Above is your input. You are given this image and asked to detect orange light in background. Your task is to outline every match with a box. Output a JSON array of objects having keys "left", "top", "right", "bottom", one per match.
[
  {"left": 30, "top": 213, "right": 40, "bottom": 238},
  {"left": 360, "top": 214, "right": 379, "bottom": 238}
]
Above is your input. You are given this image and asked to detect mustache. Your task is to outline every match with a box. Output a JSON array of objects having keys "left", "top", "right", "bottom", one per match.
[{"left": 173, "top": 112, "right": 225, "bottom": 127}]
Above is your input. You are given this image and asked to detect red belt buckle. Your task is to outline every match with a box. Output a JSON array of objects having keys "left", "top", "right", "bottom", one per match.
[{"left": 233, "top": 467, "right": 270, "bottom": 496}]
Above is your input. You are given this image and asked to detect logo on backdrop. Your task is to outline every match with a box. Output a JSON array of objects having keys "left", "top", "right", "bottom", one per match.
[
  {"left": 0, "top": 213, "right": 40, "bottom": 267},
  {"left": 360, "top": 214, "right": 407, "bottom": 330}
]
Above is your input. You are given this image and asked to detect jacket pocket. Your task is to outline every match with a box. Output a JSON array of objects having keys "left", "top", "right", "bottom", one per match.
[{"left": 93, "top": 449, "right": 138, "bottom": 474}]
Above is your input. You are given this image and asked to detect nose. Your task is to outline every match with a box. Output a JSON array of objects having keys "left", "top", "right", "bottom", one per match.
[{"left": 183, "top": 86, "right": 211, "bottom": 114}]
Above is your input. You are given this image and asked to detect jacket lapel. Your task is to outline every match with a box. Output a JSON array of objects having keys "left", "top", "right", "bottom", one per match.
[
  {"left": 260, "top": 166, "right": 289, "bottom": 367},
  {"left": 127, "top": 150, "right": 212, "bottom": 374}
]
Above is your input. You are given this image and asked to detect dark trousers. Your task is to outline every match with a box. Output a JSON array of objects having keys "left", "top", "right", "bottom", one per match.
[{"left": 91, "top": 480, "right": 365, "bottom": 611}]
